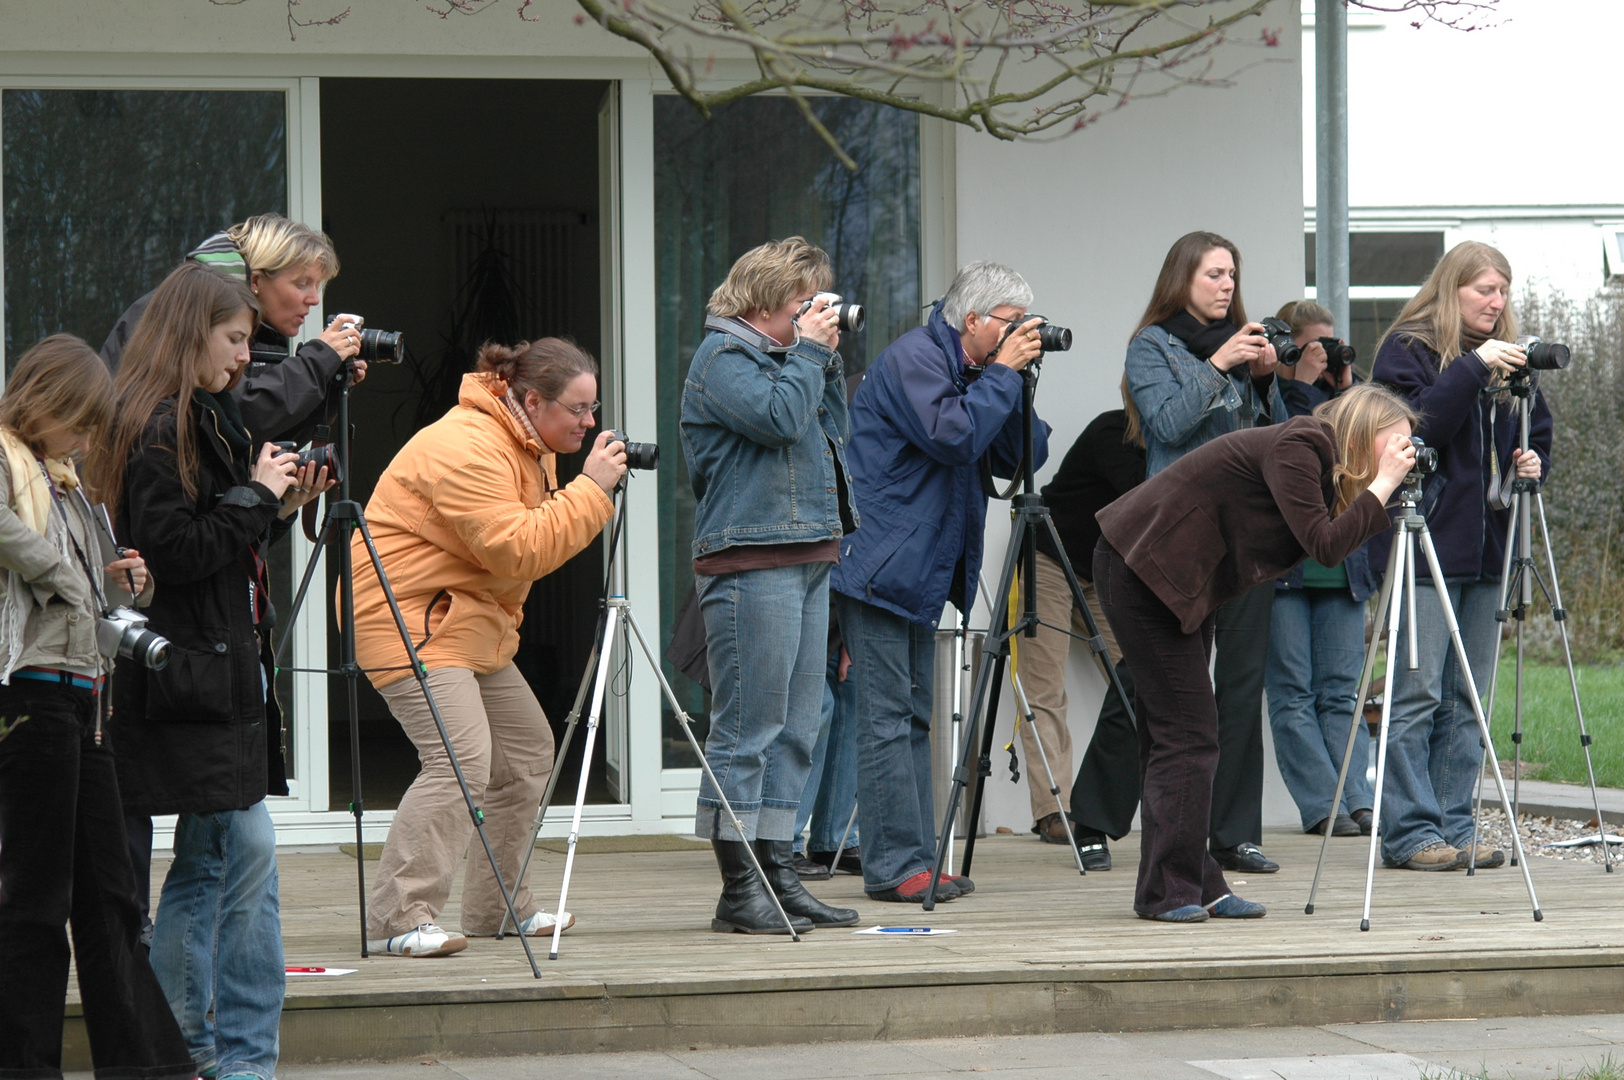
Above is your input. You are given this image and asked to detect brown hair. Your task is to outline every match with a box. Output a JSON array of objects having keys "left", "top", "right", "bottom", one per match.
[
  {"left": 1276, "top": 298, "right": 1334, "bottom": 335},
  {"left": 1132, "top": 231, "right": 1248, "bottom": 340},
  {"left": 88, "top": 261, "right": 260, "bottom": 518},
  {"left": 0, "top": 335, "right": 114, "bottom": 457},
  {"left": 1378, "top": 241, "right": 1516, "bottom": 369},
  {"left": 707, "top": 237, "right": 833, "bottom": 319},
  {"left": 1119, "top": 372, "right": 1144, "bottom": 450},
  {"left": 476, "top": 337, "right": 598, "bottom": 404},
  {"left": 1314, "top": 383, "right": 1419, "bottom": 514}
]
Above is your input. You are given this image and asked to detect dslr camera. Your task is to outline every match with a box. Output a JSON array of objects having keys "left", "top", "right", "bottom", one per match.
[
  {"left": 1515, "top": 336, "right": 1570, "bottom": 374},
  {"left": 797, "top": 292, "right": 866, "bottom": 334},
  {"left": 1024, "top": 315, "right": 1073, "bottom": 353},
  {"left": 1318, "top": 337, "right": 1356, "bottom": 381},
  {"left": 1256, "top": 317, "right": 1301, "bottom": 366},
  {"left": 1407, "top": 435, "right": 1438, "bottom": 478},
  {"left": 98, "top": 607, "right": 170, "bottom": 670},
  {"left": 603, "top": 430, "right": 659, "bottom": 472},
  {"left": 339, "top": 318, "right": 405, "bottom": 364},
  {"left": 273, "top": 440, "right": 340, "bottom": 487}
]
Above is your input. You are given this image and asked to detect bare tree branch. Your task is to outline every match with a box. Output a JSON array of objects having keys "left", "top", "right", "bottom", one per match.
[{"left": 210, "top": 0, "right": 351, "bottom": 40}]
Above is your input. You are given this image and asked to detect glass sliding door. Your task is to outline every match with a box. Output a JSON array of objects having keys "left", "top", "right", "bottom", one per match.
[{"left": 652, "top": 96, "right": 921, "bottom": 767}]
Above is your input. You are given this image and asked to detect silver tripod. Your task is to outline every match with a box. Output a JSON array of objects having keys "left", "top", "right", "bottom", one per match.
[
  {"left": 502, "top": 485, "right": 802, "bottom": 956},
  {"left": 1469, "top": 374, "right": 1612, "bottom": 872},
  {"left": 1305, "top": 468, "right": 1542, "bottom": 928}
]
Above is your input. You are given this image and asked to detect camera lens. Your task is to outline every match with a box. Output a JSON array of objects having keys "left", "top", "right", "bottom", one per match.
[
  {"left": 606, "top": 431, "right": 659, "bottom": 472},
  {"left": 1408, "top": 435, "right": 1438, "bottom": 476},
  {"left": 1258, "top": 317, "right": 1301, "bottom": 366},
  {"left": 359, "top": 328, "right": 404, "bottom": 364},
  {"left": 1038, "top": 324, "right": 1073, "bottom": 352},
  {"left": 830, "top": 302, "right": 865, "bottom": 334},
  {"left": 129, "top": 630, "right": 170, "bottom": 671},
  {"left": 1522, "top": 337, "right": 1570, "bottom": 371}
]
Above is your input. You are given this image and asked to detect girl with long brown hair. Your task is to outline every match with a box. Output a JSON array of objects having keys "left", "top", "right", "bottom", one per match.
[
  {"left": 0, "top": 335, "right": 192, "bottom": 1080},
  {"left": 1369, "top": 241, "right": 1551, "bottom": 872},
  {"left": 90, "top": 259, "right": 326, "bottom": 1080}
]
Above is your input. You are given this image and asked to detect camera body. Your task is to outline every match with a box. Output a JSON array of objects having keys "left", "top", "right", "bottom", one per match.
[
  {"left": 1318, "top": 337, "right": 1356, "bottom": 380},
  {"left": 1256, "top": 317, "right": 1301, "bottom": 366},
  {"left": 1408, "top": 435, "right": 1439, "bottom": 478},
  {"left": 273, "top": 440, "right": 341, "bottom": 486},
  {"left": 798, "top": 292, "right": 866, "bottom": 334},
  {"left": 603, "top": 430, "right": 659, "bottom": 472},
  {"left": 97, "top": 607, "right": 169, "bottom": 670}
]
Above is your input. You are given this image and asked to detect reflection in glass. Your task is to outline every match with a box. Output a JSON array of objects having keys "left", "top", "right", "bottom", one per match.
[
  {"left": 2, "top": 89, "right": 287, "bottom": 368},
  {"left": 654, "top": 96, "right": 921, "bottom": 767}
]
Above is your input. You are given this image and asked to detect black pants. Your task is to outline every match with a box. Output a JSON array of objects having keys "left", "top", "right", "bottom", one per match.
[
  {"left": 1094, "top": 541, "right": 1230, "bottom": 916},
  {"left": 1069, "top": 659, "right": 1139, "bottom": 840},
  {"left": 1209, "top": 581, "right": 1273, "bottom": 851},
  {"left": 0, "top": 681, "right": 194, "bottom": 1080}
]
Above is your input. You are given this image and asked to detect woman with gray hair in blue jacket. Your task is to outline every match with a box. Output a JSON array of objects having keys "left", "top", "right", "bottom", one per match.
[{"left": 681, "top": 237, "right": 861, "bottom": 935}]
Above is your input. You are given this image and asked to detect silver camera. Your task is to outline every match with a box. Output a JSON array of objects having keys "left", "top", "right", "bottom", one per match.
[
  {"left": 797, "top": 292, "right": 866, "bottom": 333},
  {"left": 97, "top": 607, "right": 170, "bottom": 671}
]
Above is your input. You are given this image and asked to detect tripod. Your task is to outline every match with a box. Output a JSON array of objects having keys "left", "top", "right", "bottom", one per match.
[
  {"left": 1305, "top": 472, "right": 1542, "bottom": 929},
  {"left": 504, "top": 482, "right": 803, "bottom": 956},
  {"left": 1469, "top": 376, "right": 1612, "bottom": 872},
  {"left": 924, "top": 365, "right": 1136, "bottom": 909},
  {"left": 275, "top": 372, "right": 543, "bottom": 976}
]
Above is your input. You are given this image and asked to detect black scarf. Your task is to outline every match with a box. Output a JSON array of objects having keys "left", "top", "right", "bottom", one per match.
[
  {"left": 1156, "top": 310, "right": 1241, "bottom": 361},
  {"left": 195, "top": 390, "right": 254, "bottom": 481}
]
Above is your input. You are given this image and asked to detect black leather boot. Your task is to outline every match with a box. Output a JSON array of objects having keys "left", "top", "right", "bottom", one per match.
[
  {"left": 711, "top": 839, "right": 814, "bottom": 935},
  {"left": 753, "top": 838, "right": 861, "bottom": 927}
]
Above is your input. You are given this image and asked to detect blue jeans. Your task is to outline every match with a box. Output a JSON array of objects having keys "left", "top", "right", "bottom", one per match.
[
  {"left": 794, "top": 649, "right": 860, "bottom": 854},
  {"left": 1378, "top": 580, "right": 1498, "bottom": 866},
  {"left": 1266, "top": 588, "right": 1373, "bottom": 831},
  {"left": 833, "top": 592, "right": 937, "bottom": 893},
  {"left": 695, "top": 562, "right": 830, "bottom": 842},
  {"left": 150, "top": 802, "right": 283, "bottom": 1080}
]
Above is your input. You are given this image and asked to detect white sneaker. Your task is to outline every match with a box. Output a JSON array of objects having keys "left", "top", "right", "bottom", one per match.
[
  {"left": 513, "top": 909, "right": 574, "bottom": 936},
  {"left": 368, "top": 922, "right": 469, "bottom": 957}
]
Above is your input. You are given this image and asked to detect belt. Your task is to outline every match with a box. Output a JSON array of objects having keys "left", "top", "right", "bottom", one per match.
[{"left": 11, "top": 666, "right": 105, "bottom": 692}]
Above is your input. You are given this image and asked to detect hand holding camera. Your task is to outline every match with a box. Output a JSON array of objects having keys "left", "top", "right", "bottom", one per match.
[
  {"left": 992, "top": 316, "right": 1046, "bottom": 372},
  {"left": 1211, "top": 321, "right": 1276, "bottom": 375},
  {"left": 793, "top": 294, "right": 843, "bottom": 348},
  {"left": 584, "top": 429, "right": 630, "bottom": 494},
  {"left": 252, "top": 441, "right": 303, "bottom": 499}
]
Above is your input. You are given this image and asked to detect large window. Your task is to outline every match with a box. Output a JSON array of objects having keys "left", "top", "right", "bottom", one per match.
[
  {"left": 1304, "top": 231, "right": 1445, "bottom": 373},
  {"left": 653, "top": 96, "right": 921, "bottom": 767},
  {"left": 2, "top": 89, "right": 287, "bottom": 367}
]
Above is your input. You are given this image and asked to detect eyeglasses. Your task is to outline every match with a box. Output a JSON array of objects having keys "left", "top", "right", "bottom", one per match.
[
  {"left": 549, "top": 399, "right": 600, "bottom": 418},
  {"left": 980, "top": 312, "right": 1026, "bottom": 327}
]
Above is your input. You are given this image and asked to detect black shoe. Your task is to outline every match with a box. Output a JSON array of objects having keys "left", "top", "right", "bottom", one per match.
[
  {"left": 1352, "top": 808, "right": 1374, "bottom": 835},
  {"left": 710, "top": 839, "right": 814, "bottom": 935},
  {"left": 791, "top": 851, "right": 831, "bottom": 880},
  {"left": 754, "top": 839, "right": 860, "bottom": 927},
  {"left": 1076, "top": 833, "right": 1112, "bottom": 871},
  {"left": 1211, "top": 842, "right": 1279, "bottom": 874},
  {"left": 1306, "top": 814, "right": 1362, "bottom": 838},
  {"left": 810, "top": 846, "right": 863, "bottom": 875}
]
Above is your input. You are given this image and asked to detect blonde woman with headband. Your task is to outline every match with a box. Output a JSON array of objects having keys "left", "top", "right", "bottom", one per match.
[
  {"left": 1093, "top": 383, "right": 1418, "bottom": 923},
  {"left": 1369, "top": 241, "right": 1551, "bottom": 873}
]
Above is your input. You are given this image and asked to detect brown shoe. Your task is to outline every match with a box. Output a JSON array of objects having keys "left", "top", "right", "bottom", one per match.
[
  {"left": 1033, "top": 812, "right": 1072, "bottom": 844},
  {"left": 1400, "top": 842, "right": 1464, "bottom": 871},
  {"left": 1464, "top": 844, "right": 1506, "bottom": 868}
]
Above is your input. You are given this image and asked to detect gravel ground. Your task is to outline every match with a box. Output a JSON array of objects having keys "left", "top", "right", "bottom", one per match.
[{"left": 1473, "top": 808, "right": 1624, "bottom": 865}]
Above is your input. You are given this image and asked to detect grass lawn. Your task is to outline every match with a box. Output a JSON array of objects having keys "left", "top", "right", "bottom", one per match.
[{"left": 1487, "top": 659, "right": 1624, "bottom": 791}]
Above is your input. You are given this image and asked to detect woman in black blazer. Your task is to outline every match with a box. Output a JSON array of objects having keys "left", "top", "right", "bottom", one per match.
[{"left": 1093, "top": 384, "right": 1417, "bottom": 923}]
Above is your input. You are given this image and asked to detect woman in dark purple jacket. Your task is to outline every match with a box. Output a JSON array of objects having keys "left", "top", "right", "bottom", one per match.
[
  {"left": 1370, "top": 241, "right": 1551, "bottom": 873},
  {"left": 1093, "top": 385, "right": 1416, "bottom": 922}
]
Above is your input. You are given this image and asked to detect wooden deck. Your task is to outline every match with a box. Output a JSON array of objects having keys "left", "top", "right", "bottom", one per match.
[{"left": 64, "top": 829, "right": 1624, "bottom": 1066}]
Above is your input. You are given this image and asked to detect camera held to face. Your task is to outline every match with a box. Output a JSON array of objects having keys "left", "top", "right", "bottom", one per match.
[
  {"left": 1408, "top": 435, "right": 1439, "bottom": 479},
  {"left": 603, "top": 430, "right": 659, "bottom": 472},
  {"left": 97, "top": 607, "right": 170, "bottom": 671},
  {"left": 798, "top": 292, "right": 866, "bottom": 334},
  {"left": 1025, "top": 315, "right": 1073, "bottom": 353},
  {"left": 1318, "top": 338, "right": 1356, "bottom": 381},
  {"left": 1256, "top": 317, "right": 1301, "bottom": 366}
]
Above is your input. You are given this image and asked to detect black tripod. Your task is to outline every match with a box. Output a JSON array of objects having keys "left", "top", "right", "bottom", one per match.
[
  {"left": 1304, "top": 471, "right": 1542, "bottom": 928},
  {"left": 924, "top": 365, "right": 1137, "bottom": 909},
  {"left": 275, "top": 371, "right": 543, "bottom": 977},
  {"left": 502, "top": 482, "right": 802, "bottom": 955},
  {"left": 1470, "top": 374, "right": 1612, "bottom": 872}
]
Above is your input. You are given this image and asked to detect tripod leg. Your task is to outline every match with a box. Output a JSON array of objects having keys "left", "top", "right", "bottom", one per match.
[
  {"left": 273, "top": 508, "right": 334, "bottom": 666},
  {"left": 1307, "top": 547, "right": 1397, "bottom": 914},
  {"left": 829, "top": 801, "right": 860, "bottom": 875},
  {"left": 1039, "top": 515, "right": 1137, "bottom": 729},
  {"left": 1007, "top": 669, "right": 1086, "bottom": 874},
  {"left": 960, "top": 652, "right": 1007, "bottom": 885},
  {"left": 621, "top": 608, "right": 802, "bottom": 939},
  {"left": 1533, "top": 494, "right": 1613, "bottom": 872},
  {"left": 1361, "top": 528, "right": 1411, "bottom": 930},
  {"left": 1472, "top": 507, "right": 1521, "bottom": 874},
  {"left": 352, "top": 518, "right": 544, "bottom": 975},
  {"left": 499, "top": 621, "right": 607, "bottom": 937},
  {"left": 548, "top": 606, "right": 618, "bottom": 960},
  {"left": 1416, "top": 528, "right": 1543, "bottom": 921}
]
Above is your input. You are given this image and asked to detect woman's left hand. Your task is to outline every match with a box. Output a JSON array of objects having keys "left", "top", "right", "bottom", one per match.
[
  {"left": 278, "top": 463, "right": 335, "bottom": 519},
  {"left": 106, "top": 550, "right": 149, "bottom": 599},
  {"left": 1249, "top": 339, "right": 1279, "bottom": 379},
  {"left": 1512, "top": 448, "right": 1542, "bottom": 480}
]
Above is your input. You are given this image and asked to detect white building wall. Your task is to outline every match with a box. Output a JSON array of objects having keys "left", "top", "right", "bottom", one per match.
[{"left": 955, "top": 0, "right": 1307, "bottom": 835}]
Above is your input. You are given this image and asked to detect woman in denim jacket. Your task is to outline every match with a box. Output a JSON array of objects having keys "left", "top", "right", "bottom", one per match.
[
  {"left": 1123, "top": 231, "right": 1287, "bottom": 877},
  {"left": 680, "top": 237, "right": 860, "bottom": 935}
]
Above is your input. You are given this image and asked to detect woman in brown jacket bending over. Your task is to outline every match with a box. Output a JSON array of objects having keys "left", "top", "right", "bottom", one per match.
[{"left": 1093, "top": 384, "right": 1418, "bottom": 922}]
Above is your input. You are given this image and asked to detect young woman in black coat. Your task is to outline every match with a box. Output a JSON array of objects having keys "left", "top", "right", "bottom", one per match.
[{"left": 89, "top": 261, "right": 328, "bottom": 1080}]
